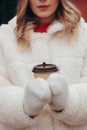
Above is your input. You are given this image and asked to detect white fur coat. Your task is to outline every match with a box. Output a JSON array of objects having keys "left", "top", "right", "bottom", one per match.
[{"left": 0, "top": 17, "right": 87, "bottom": 130}]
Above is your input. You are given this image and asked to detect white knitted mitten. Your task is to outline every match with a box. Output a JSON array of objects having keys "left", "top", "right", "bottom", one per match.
[
  {"left": 47, "top": 73, "right": 69, "bottom": 112},
  {"left": 24, "top": 78, "right": 51, "bottom": 116}
]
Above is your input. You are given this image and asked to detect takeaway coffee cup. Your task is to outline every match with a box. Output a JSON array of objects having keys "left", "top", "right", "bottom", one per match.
[{"left": 32, "top": 62, "right": 58, "bottom": 79}]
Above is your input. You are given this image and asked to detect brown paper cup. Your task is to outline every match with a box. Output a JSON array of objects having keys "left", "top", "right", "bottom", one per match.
[{"left": 32, "top": 62, "right": 58, "bottom": 79}]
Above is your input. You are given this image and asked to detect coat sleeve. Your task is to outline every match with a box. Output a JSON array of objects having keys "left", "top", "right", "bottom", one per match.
[
  {"left": 51, "top": 19, "right": 87, "bottom": 126},
  {"left": 0, "top": 25, "right": 38, "bottom": 129}
]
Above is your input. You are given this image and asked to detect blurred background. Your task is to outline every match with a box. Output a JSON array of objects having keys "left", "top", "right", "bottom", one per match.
[
  {"left": 0, "top": 0, "right": 18, "bottom": 25},
  {"left": 71, "top": 0, "right": 87, "bottom": 21},
  {"left": 0, "top": 0, "right": 87, "bottom": 25}
]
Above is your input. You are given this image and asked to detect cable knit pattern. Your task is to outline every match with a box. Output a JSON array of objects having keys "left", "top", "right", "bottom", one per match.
[{"left": 0, "top": 17, "right": 87, "bottom": 130}]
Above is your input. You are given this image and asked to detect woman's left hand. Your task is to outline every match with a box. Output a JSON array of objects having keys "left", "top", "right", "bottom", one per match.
[{"left": 47, "top": 73, "right": 69, "bottom": 112}]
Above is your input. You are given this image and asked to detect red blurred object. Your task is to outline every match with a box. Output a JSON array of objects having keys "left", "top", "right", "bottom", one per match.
[
  {"left": 71, "top": 0, "right": 87, "bottom": 21},
  {"left": 34, "top": 23, "right": 50, "bottom": 33}
]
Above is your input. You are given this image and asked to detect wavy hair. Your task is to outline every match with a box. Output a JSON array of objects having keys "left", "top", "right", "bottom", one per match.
[{"left": 15, "top": 0, "right": 81, "bottom": 49}]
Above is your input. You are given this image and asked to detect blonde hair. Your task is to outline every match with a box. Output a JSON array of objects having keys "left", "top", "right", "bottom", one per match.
[{"left": 15, "top": 0, "right": 81, "bottom": 49}]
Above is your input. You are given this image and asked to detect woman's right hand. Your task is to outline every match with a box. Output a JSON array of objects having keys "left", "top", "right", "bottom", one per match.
[{"left": 24, "top": 78, "right": 51, "bottom": 117}]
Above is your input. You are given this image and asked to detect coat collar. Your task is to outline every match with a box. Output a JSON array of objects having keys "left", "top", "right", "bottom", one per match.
[
  {"left": 47, "top": 20, "right": 64, "bottom": 34},
  {"left": 8, "top": 16, "right": 64, "bottom": 35}
]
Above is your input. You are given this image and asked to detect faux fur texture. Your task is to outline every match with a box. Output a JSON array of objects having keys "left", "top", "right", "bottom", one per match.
[{"left": 0, "top": 17, "right": 87, "bottom": 130}]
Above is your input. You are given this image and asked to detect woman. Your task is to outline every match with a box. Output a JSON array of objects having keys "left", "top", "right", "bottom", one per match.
[{"left": 0, "top": 0, "right": 87, "bottom": 130}]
